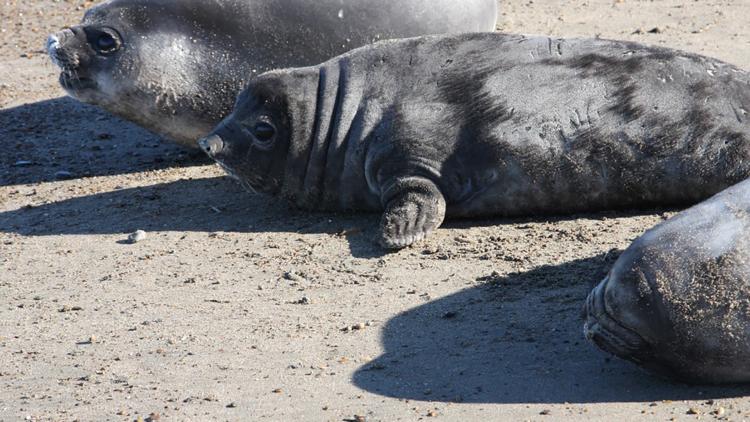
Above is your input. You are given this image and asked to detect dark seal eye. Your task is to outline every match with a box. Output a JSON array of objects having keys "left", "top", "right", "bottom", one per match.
[
  {"left": 95, "top": 32, "right": 119, "bottom": 54},
  {"left": 253, "top": 122, "right": 276, "bottom": 143}
]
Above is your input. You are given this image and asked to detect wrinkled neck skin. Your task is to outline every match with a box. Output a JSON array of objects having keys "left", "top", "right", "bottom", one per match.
[{"left": 278, "top": 60, "right": 384, "bottom": 211}]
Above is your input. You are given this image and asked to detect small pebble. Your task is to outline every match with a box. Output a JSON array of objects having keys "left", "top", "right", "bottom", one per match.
[
  {"left": 354, "top": 416, "right": 366, "bottom": 422},
  {"left": 226, "top": 402, "right": 237, "bottom": 408},
  {"left": 687, "top": 407, "right": 701, "bottom": 415},
  {"left": 58, "top": 305, "right": 82, "bottom": 312},
  {"left": 128, "top": 230, "right": 147, "bottom": 244},
  {"left": 714, "top": 407, "right": 726, "bottom": 417},
  {"left": 540, "top": 409, "right": 551, "bottom": 415},
  {"left": 283, "top": 271, "right": 304, "bottom": 282}
]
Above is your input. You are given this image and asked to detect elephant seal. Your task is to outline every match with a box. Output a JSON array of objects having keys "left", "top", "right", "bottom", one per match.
[
  {"left": 46, "top": 0, "right": 498, "bottom": 148},
  {"left": 199, "top": 32, "right": 750, "bottom": 249},
  {"left": 584, "top": 178, "right": 750, "bottom": 384}
]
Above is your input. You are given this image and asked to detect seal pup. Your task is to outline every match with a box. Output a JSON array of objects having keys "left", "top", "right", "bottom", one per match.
[
  {"left": 46, "top": 0, "right": 498, "bottom": 148},
  {"left": 584, "top": 178, "right": 750, "bottom": 384},
  {"left": 199, "top": 32, "right": 750, "bottom": 249}
]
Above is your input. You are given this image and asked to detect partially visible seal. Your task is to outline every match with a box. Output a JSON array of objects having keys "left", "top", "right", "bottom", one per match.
[
  {"left": 46, "top": 0, "right": 498, "bottom": 148},
  {"left": 199, "top": 33, "right": 750, "bottom": 248},
  {"left": 584, "top": 178, "right": 750, "bottom": 384}
]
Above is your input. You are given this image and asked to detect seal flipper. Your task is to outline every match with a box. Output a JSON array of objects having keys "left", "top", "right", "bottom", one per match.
[{"left": 377, "top": 177, "right": 446, "bottom": 249}]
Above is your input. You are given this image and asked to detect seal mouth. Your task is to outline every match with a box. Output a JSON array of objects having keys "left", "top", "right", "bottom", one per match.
[
  {"left": 59, "top": 72, "right": 97, "bottom": 92},
  {"left": 583, "top": 277, "right": 651, "bottom": 363}
]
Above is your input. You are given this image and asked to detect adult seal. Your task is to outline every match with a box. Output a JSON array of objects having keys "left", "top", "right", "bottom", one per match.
[
  {"left": 584, "top": 178, "right": 750, "bottom": 384},
  {"left": 46, "top": 0, "right": 498, "bottom": 148},
  {"left": 199, "top": 33, "right": 750, "bottom": 249}
]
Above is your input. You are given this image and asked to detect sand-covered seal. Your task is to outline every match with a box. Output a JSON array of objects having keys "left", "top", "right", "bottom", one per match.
[
  {"left": 200, "top": 33, "right": 750, "bottom": 248},
  {"left": 584, "top": 178, "right": 750, "bottom": 384},
  {"left": 45, "top": 0, "right": 498, "bottom": 148}
]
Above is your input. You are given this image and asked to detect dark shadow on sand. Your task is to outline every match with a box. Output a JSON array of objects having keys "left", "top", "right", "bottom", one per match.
[
  {"left": 1, "top": 97, "right": 209, "bottom": 186},
  {"left": 0, "top": 173, "right": 683, "bottom": 259},
  {"left": 353, "top": 254, "right": 750, "bottom": 403},
  {"left": 0, "top": 175, "right": 386, "bottom": 258}
]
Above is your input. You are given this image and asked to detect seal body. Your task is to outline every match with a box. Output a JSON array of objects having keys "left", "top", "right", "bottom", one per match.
[
  {"left": 46, "top": 0, "right": 498, "bottom": 148},
  {"left": 200, "top": 33, "right": 750, "bottom": 248},
  {"left": 584, "top": 179, "right": 750, "bottom": 384}
]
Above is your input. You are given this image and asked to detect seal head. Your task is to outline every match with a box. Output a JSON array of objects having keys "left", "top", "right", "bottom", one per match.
[
  {"left": 584, "top": 181, "right": 750, "bottom": 383},
  {"left": 47, "top": 0, "right": 245, "bottom": 146},
  {"left": 199, "top": 73, "right": 300, "bottom": 195}
]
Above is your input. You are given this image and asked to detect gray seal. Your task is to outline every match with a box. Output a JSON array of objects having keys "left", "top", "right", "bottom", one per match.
[
  {"left": 584, "top": 178, "right": 750, "bottom": 384},
  {"left": 199, "top": 33, "right": 750, "bottom": 249},
  {"left": 46, "top": 0, "right": 498, "bottom": 148}
]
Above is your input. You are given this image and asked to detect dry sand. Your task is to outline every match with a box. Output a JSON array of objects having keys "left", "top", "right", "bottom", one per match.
[{"left": 2, "top": 0, "right": 750, "bottom": 421}]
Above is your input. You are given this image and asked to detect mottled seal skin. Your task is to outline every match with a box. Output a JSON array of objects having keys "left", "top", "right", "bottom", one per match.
[
  {"left": 200, "top": 32, "right": 750, "bottom": 249},
  {"left": 584, "top": 179, "right": 750, "bottom": 384},
  {"left": 45, "top": 0, "right": 498, "bottom": 148}
]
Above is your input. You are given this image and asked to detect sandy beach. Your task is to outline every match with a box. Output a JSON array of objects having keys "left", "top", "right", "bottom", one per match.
[{"left": 2, "top": 1, "right": 750, "bottom": 420}]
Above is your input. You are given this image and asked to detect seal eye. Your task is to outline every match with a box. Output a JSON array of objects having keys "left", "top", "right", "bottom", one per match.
[
  {"left": 95, "top": 33, "right": 119, "bottom": 54},
  {"left": 252, "top": 122, "right": 276, "bottom": 144}
]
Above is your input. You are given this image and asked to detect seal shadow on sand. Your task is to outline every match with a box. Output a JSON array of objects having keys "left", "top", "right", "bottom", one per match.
[
  {"left": 0, "top": 174, "right": 681, "bottom": 259},
  {"left": 353, "top": 255, "right": 750, "bottom": 404},
  {"left": 0, "top": 97, "right": 210, "bottom": 186},
  {"left": 3, "top": 172, "right": 750, "bottom": 399},
  {"left": 0, "top": 175, "right": 387, "bottom": 257}
]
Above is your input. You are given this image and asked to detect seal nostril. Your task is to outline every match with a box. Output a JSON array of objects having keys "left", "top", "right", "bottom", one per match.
[
  {"left": 199, "top": 135, "right": 224, "bottom": 156},
  {"left": 199, "top": 138, "right": 209, "bottom": 153},
  {"left": 46, "top": 35, "right": 57, "bottom": 50}
]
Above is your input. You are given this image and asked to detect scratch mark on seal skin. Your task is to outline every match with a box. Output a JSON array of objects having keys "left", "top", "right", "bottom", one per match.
[
  {"left": 732, "top": 105, "right": 747, "bottom": 123},
  {"left": 547, "top": 38, "right": 553, "bottom": 56},
  {"left": 571, "top": 109, "right": 584, "bottom": 128}
]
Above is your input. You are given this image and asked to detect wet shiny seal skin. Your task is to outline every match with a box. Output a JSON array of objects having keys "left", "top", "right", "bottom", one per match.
[
  {"left": 584, "top": 178, "right": 750, "bottom": 384},
  {"left": 46, "top": 0, "right": 498, "bottom": 148},
  {"left": 200, "top": 32, "right": 750, "bottom": 249}
]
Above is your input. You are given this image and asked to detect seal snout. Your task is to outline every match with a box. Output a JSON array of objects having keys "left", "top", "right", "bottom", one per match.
[
  {"left": 46, "top": 34, "right": 61, "bottom": 55},
  {"left": 199, "top": 135, "right": 225, "bottom": 157},
  {"left": 584, "top": 278, "right": 650, "bottom": 362},
  {"left": 46, "top": 33, "right": 65, "bottom": 69},
  {"left": 46, "top": 29, "right": 76, "bottom": 68}
]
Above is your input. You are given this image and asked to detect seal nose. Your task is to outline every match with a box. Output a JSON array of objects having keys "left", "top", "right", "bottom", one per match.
[
  {"left": 46, "top": 34, "right": 60, "bottom": 52},
  {"left": 46, "top": 34, "right": 62, "bottom": 66},
  {"left": 47, "top": 28, "right": 77, "bottom": 69},
  {"left": 199, "top": 135, "right": 224, "bottom": 156}
]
